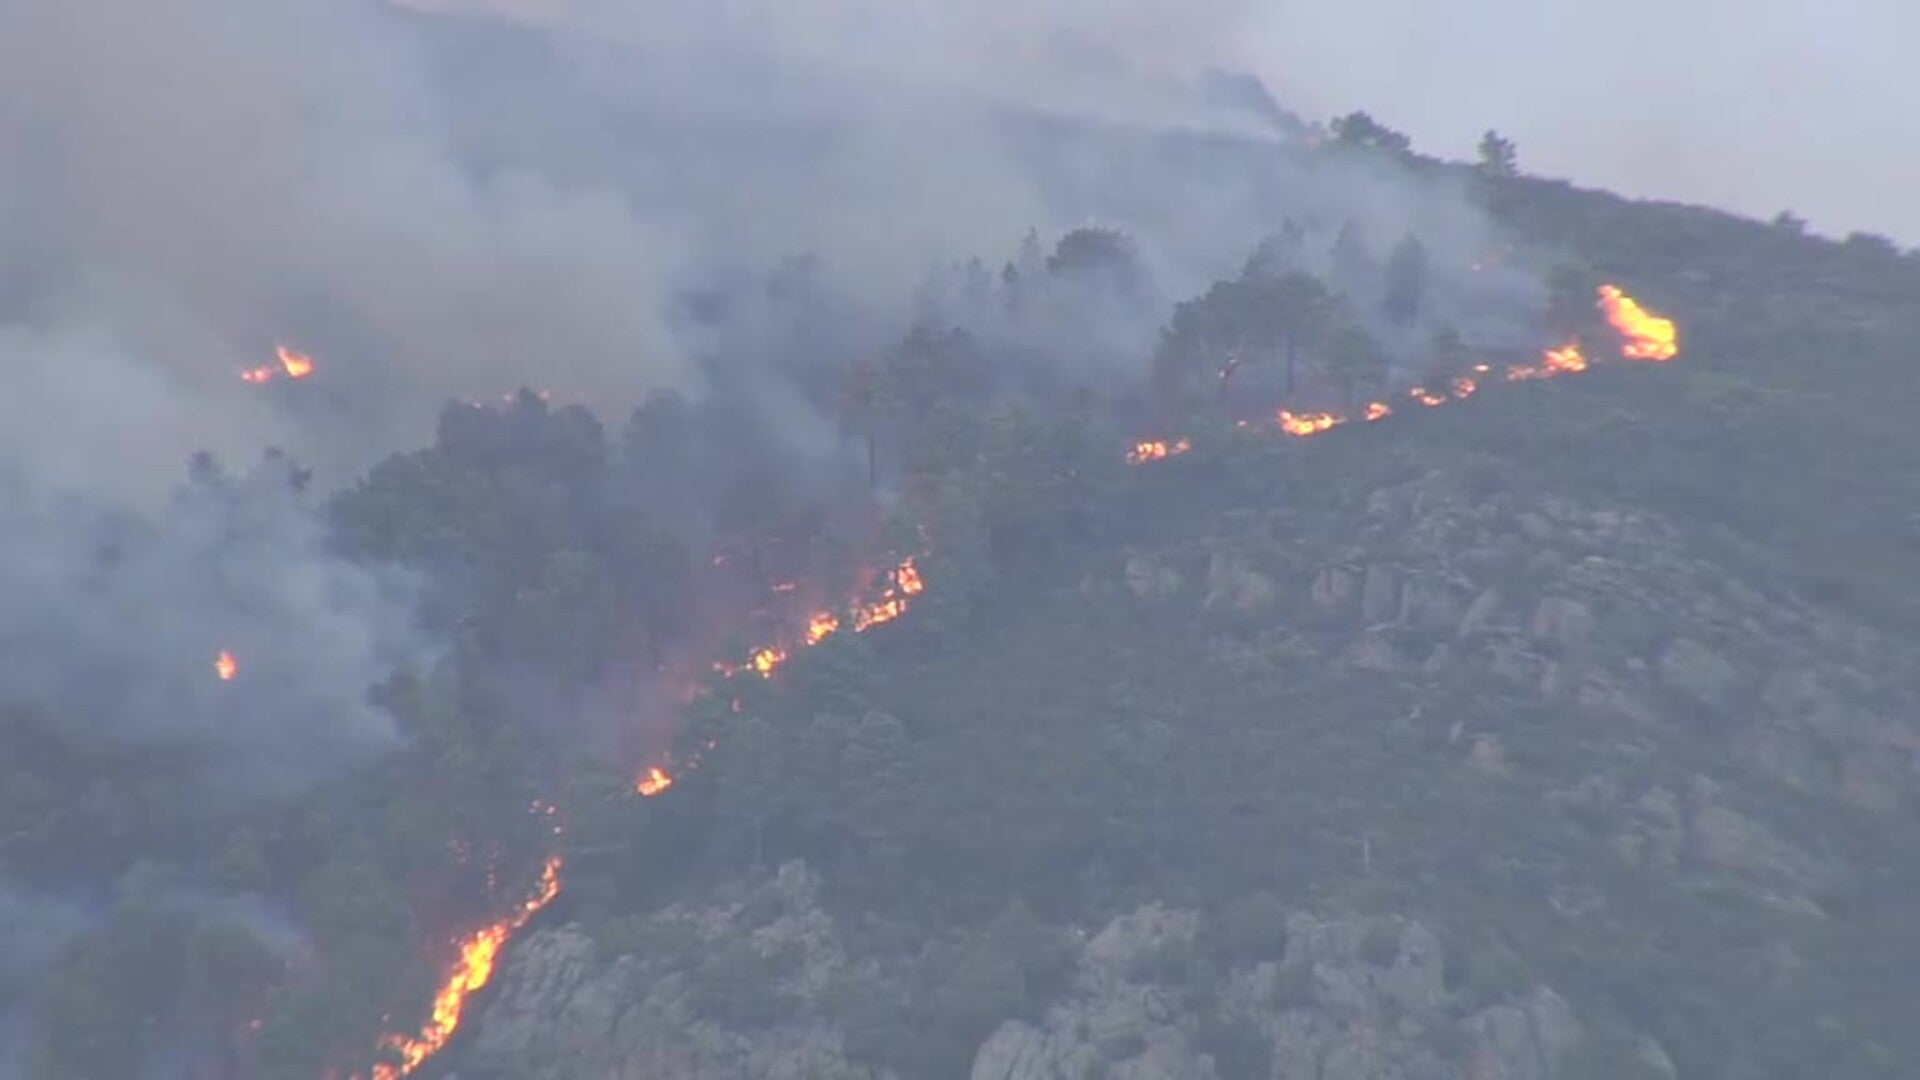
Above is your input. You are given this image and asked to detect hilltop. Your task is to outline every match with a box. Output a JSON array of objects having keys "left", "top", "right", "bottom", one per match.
[
  {"left": 436, "top": 167, "right": 1920, "bottom": 1078},
  {"left": 12, "top": 119, "right": 1920, "bottom": 1080}
]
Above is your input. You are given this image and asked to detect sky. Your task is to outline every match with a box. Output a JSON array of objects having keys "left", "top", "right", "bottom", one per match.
[
  {"left": 431, "top": 0, "right": 1919, "bottom": 247},
  {"left": 1234, "top": 1, "right": 1918, "bottom": 246}
]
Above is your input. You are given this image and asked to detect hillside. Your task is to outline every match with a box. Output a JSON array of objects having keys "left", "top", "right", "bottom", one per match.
[
  {"left": 11, "top": 121, "right": 1920, "bottom": 1079},
  {"left": 435, "top": 178, "right": 1920, "bottom": 1079}
]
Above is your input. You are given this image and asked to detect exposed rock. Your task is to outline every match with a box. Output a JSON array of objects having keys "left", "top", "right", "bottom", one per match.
[
  {"left": 1528, "top": 597, "right": 1594, "bottom": 657},
  {"left": 1362, "top": 563, "right": 1404, "bottom": 625},
  {"left": 1399, "top": 573, "right": 1468, "bottom": 636},
  {"left": 1656, "top": 637, "right": 1743, "bottom": 712},
  {"left": 1312, "top": 563, "right": 1363, "bottom": 620},
  {"left": 1203, "top": 551, "right": 1278, "bottom": 617},
  {"left": 461, "top": 862, "right": 873, "bottom": 1080},
  {"left": 1456, "top": 588, "right": 1507, "bottom": 639},
  {"left": 1124, "top": 556, "right": 1183, "bottom": 604},
  {"left": 1464, "top": 986, "right": 1582, "bottom": 1080},
  {"left": 1687, "top": 790, "right": 1833, "bottom": 900}
]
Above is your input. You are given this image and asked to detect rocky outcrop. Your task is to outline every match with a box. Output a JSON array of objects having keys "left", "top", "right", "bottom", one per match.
[
  {"left": 971, "top": 907, "right": 1590, "bottom": 1080},
  {"left": 458, "top": 862, "right": 874, "bottom": 1080}
]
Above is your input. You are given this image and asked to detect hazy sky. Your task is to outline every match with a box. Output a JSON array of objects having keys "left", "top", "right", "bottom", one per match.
[
  {"left": 1248, "top": 0, "right": 1919, "bottom": 246},
  {"left": 434, "top": 0, "right": 1918, "bottom": 247}
]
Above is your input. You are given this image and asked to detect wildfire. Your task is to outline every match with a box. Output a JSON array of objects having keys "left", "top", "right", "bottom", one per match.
[
  {"left": 636, "top": 767, "right": 674, "bottom": 797},
  {"left": 1597, "top": 284, "right": 1678, "bottom": 360},
  {"left": 241, "top": 344, "right": 317, "bottom": 384},
  {"left": 850, "top": 557, "right": 924, "bottom": 632},
  {"left": 1277, "top": 410, "right": 1340, "bottom": 437},
  {"left": 1505, "top": 342, "right": 1587, "bottom": 381},
  {"left": 367, "top": 856, "right": 563, "bottom": 1080},
  {"left": 1126, "top": 438, "right": 1192, "bottom": 464},
  {"left": 214, "top": 650, "right": 238, "bottom": 681},
  {"left": 1129, "top": 285, "right": 1677, "bottom": 455}
]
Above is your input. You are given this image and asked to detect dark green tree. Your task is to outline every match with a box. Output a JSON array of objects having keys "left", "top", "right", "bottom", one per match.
[
  {"left": 1476, "top": 129, "right": 1518, "bottom": 176},
  {"left": 1382, "top": 233, "right": 1430, "bottom": 328},
  {"left": 1328, "top": 111, "right": 1413, "bottom": 155}
]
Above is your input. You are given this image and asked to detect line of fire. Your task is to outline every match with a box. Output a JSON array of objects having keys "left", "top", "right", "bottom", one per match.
[{"left": 217, "top": 283, "right": 1677, "bottom": 1078}]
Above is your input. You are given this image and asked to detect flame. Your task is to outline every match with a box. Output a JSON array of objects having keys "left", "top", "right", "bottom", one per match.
[
  {"left": 706, "top": 557, "right": 922, "bottom": 682},
  {"left": 367, "top": 856, "right": 563, "bottom": 1080},
  {"left": 851, "top": 558, "right": 924, "bottom": 632},
  {"left": 1135, "top": 286, "right": 1678, "bottom": 453},
  {"left": 805, "top": 611, "right": 841, "bottom": 645},
  {"left": 636, "top": 767, "right": 674, "bottom": 797},
  {"left": 1277, "top": 410, "right": 1340, "bottom": 437},
  {"left": 240, "top": 344, "right": 318, "bottom": 384},
  {"left": 1597, "top": 284, "right": 1678, "bottom": 361},
  {"left": 214, "top": 650, "right": 238, "bottom": 681},
  {"left": 276, "top": 346, "right": 315, "bottom": 379},
  {"left": 1126, "top": 438, "right": 1191, "bottom": 464},
  {"left": 1505, "top": 342, "right": 1587, "bottom": 381}
]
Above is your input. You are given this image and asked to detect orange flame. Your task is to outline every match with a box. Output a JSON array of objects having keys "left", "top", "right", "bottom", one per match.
[
  {"left": 1505, "top": 342, "right": 1587, "bottom": 381},
  {"left": 1140, "top": 286, "right": 1677, "bottom": 453},
  {"left": 276, "top": 346, "right": 315, "bottom": 379},
  {"left": 241, "top": 344, "right": 318, "bottom": 384},
  {"left": 367, "top": 856, "right": 563, "bottom": 1080},
  {"left": 1277, "top": 410, "right": 1340, "bottom": 437},
  {"left": 805, "top": 611, "right": 841, "bottom": 645},
  {"left": 1126, "top": 438, "right": 1192, "bottom": 464},
  {"left": 636, "top": 767, "right": 674, "bottom": 797},
  {"left": 1597, "top": 284, "right": 1678, "bottom": 360},
  {"left": 850, "top": 557, "right": 924, "bottom": 632},
  {"left": 214, "top": 650, "right": 238, "bottom": 681}
]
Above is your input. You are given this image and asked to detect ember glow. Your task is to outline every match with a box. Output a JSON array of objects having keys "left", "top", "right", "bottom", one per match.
[
  {"left": 1126, "top": 438, "right": 1191, "bottom": 464},
  {"left": 1130, "top": 285, "right": 1677, "bottom": 454},
  {"left": 367, "top": 856, "right": 563, "bottom": 1080},
  {"left": 214, "top": 650, "right": 237, "bottom": 681},
  {"left": 240, "top": 344, "right": 318, "bottom": 384}
]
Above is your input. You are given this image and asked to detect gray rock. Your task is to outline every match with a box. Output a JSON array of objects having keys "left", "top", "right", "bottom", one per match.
[
  {"left": 1312, "top": 563, "right": 1363, "bottom": 620},
  {"left": 1399, "top": 574, "right": 1467, "bottom": 636},
  {"left": 1203, "top": 552, "right": 1279, "bottom": 617},
  {"left": 1529, "top": 597, "right": 1595, "bottom": 656},
  {"left": 1657, "top": 637, "right": 1743, "bottom": 711},
  {"left": 1465, "top": 986, "right": 1582, "bottom": 1080},
  {"left": 1362, "top": 563, "right": 1403, "bottom": 625},
  {"left": 1124, "top": 556, "right": 1182, "bottom": 604},
  {"left": 1457, "top": 588, "right": 1507, "bottom": 639}
]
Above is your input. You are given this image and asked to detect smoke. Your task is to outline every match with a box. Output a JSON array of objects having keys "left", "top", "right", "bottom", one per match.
[{"left": 0, "top": 447, "right": 418, "bottom": 801}]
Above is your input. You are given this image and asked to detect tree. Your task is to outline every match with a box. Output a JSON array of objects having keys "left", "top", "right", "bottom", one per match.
[
  {"left": 837, "top": 710, "right": 914, "bottom": 860},
  {"left": 838, "top": 357, "right": 887, "bottom": 489},
  {"left": 1242, "top": 219, "right": 1306, "bottom": 279},
  {"left": 1324, "top": 317, "right": 1389, "bottom": 407},
  {"left": 1330, "top": 220, "right": 1373, "bottom": 292},
  {"left": 1476, "top": 129, "right": 1518, "bottom": 177},
  {"left": 1329, "top": 111, "right": 1413, "bottom": 155},
  {"left": 1770, "top": 210, "right": 1807, "bottom": 235},
  {"left": 1382, "top": 234, "right": 1430, "bottom": 329}
]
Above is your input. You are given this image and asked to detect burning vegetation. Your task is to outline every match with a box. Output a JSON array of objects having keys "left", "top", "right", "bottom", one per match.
[
  {"left": 240, "top": 345, "right": 317, "bottom": 385},
  {"left": 1147, "top": 285, "right": 1677, "bottom": 451},
  {"left": 363, "top": 856, "right": 564, "bottom": 1079},
  {"left": 212, "top": 250, "right": 1676, "bottom": 1080}
]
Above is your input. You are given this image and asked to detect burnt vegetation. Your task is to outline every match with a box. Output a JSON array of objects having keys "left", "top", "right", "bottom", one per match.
[{"left": 11, "top": 116, "right": 1920, "bottom": 1080}]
